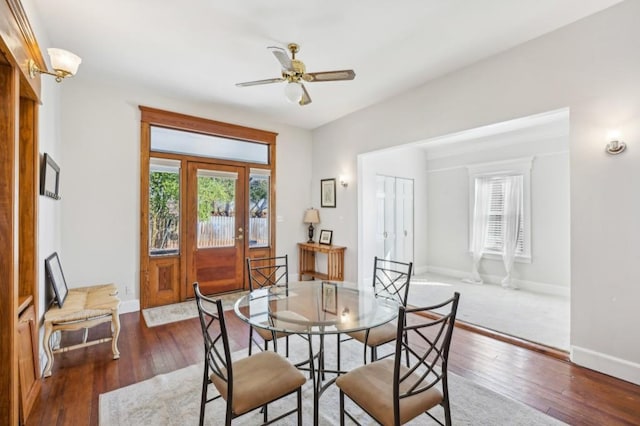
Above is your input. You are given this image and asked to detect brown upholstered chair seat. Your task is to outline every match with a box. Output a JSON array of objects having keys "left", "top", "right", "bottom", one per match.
[
  {"left": 347, "top": 321, "right": 397, "bottom": 347},
  {"left": 336, "top": 358, "right": 443, "bottom": 426},
  {"left": 254, "top": 310, "right": 309, "bottom": 341},
  {"left": 43, "top": 283, "right": 120, "bottom": 377},
  {"left": 211, "top": 348, "right": 306, "bottom": 415}
]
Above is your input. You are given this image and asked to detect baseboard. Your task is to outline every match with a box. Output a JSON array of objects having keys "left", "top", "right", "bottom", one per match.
[
  {"left": 424, "top": 265, "right": 569, "bottom": 297},
  {"left": 120, "top": 299, "right": 140, "bottom": 314},
  {"left": 571, "top": 345, "right": 640, "bottom": 386}
]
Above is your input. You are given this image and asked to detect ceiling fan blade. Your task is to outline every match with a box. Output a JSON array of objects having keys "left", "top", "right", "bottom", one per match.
[
  {"left": 303, "top": 69, "right": 356, "bottom": 82},
  {"left": 268, "top": 46, "right": 293, "bottom": 71},
  {"left": 299, "top": 84, "right": 312, "bottom": 106},
  {"left": 236, "top": 77, "right": 285, "bottom": 87}
]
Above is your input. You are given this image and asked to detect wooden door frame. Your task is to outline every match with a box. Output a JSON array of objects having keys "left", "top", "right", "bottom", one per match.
[
  {"left": 0, "top": 0, "right": 43, "bottom": 422},
  {"left": 139, "top": 107, "right": 278, "bottom": 309}
]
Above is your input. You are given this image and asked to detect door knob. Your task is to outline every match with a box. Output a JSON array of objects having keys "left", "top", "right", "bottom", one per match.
[
  {"left": 237, "top": 235, "right": 244, "bottom": 240},
  {"left": 238, "top": 227, "right": 244, "bottom": 233}
]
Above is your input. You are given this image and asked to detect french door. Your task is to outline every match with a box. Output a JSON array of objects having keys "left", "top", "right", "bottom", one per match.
[
  {"left": 185, "top": 162, "right": 246, "bottom": 297},
  {"left": 140, "top": 108, "right": 277, "bottom": 309}
]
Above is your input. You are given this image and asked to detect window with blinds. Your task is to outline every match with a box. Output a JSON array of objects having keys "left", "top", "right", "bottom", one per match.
[{"left": 483, "top": 177, "right": 524, "bottom": 254}]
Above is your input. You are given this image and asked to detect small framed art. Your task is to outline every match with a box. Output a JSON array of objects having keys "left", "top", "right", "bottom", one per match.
[
  {"left": 44, "top": 252, "right": 69, "bottom": 308},
  {"left": 321, "top": 178, "right": 336, "bottom": 208},
  {"left": 322, "top": 281, "right": 337, "bottom": 314},
  {"left": 319, "top": 229, "right": 333, "bottom": 245}
]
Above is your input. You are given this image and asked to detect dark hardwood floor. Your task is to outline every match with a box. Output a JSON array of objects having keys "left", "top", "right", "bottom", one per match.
[{"left": 26, "top": 310, "right": 640, "bottom": 425}]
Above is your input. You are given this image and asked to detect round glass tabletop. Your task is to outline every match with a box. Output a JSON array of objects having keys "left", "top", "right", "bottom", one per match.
[{"left": 234, "top": 280, "right": 399, "bottom": 335}]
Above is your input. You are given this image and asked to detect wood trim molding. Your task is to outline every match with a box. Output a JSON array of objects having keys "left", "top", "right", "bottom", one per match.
[
  {"left": 1, "top": 0, "right": 44, "bottom": 100},
  {"left": 139, "top": 106, "right": 278, "bottom": 144},
  {"left": 6, "top": 0, "right": 46, "bottom": 68}
]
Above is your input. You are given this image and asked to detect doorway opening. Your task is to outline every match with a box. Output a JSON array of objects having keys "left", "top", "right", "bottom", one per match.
[{"left": 358, "top": 108, "right": 570, "bottom": 351}]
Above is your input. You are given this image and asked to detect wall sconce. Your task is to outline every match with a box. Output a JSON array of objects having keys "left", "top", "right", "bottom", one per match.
[
  {"left": 303, "top": 208, "right": 320, "bottom": 243},
  {"left": 339, "top": 175, "right": 349, "bottom": 188},
  {"left": 29, "top": 48, "right": 82, "bottom": 83},
  {"left": 606, "top": 130, "right": 626, "bottom": 155}
]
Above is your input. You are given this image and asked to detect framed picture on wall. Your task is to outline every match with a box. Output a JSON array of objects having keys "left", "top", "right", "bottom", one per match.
[{"left": 321, "top": 178, "right": 336, "bottom": 208}]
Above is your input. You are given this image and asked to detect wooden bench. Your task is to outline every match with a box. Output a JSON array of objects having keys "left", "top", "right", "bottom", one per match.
[{"left": 43, "top": 283, "right": 121, "bottom": 377}]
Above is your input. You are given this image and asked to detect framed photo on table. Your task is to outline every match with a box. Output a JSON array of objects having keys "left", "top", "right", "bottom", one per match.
[
  {"left": 45, "top": 252, "right": 69, "bottom": 308},
  {"left": 322, "top": 281, "right": 337, "bottom": 314},
  {"left": 319, "top": 230, "right": 333, "bottom": 245},
  {"left": 321, "top": 178, "right": 336, "bottom": 208}
]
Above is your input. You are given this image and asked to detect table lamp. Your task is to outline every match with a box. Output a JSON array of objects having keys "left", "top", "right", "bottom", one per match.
[{"left": 303, "top": 208, "right": 320, "bottom": 243}]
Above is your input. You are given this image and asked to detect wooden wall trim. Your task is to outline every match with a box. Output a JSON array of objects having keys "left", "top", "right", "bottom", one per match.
[
  {"left": 139, "top": 106, "right": 278, "bottom": 144},
  {"left": 1, "top": 0, "right": 44, "bottom": 101},
  {"left": 0, "top": 61, "right": 20, "bottom": 426}
]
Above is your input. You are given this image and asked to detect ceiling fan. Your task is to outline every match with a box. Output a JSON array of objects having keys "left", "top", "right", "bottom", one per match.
[{"left": 236, "top": 43, "right": 356, "bottom": 106}]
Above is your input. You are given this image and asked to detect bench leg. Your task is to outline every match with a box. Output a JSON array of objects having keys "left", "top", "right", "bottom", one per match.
[
  {"left": 111, "top": 310, "right": 121, "bottom": 359},
  {"left": 43, "top": 321, "right": 55, "bottom": 378}
]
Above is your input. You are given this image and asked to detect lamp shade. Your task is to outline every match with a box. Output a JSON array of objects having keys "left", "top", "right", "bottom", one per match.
[
  {"left": 47, "top": 48, "right": 82, "bottom": 75},
  {"left": 284, "top": 81, "right": 303, "bottom": 103},
  {"left": 303, "top": 208, "right": 320, "bottom": 224}
]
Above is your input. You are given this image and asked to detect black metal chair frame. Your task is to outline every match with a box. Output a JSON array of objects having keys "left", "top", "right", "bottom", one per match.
[
  {"left": 338, "top": 257, "right": 413, "bottom": 369},
  {"left": 246, "top": 255, "right": 291, "bottom": 356},
  {"left": 339, "top": 292, "right": 460, "bottom": 426},
  {"left": 193, "top": 282, "right": 303, "bottom": 426}
]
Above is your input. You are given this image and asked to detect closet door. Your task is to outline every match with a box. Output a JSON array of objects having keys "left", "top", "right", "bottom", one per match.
[{"left": 376, "top": 175, "right": 414, "bottom": 264}]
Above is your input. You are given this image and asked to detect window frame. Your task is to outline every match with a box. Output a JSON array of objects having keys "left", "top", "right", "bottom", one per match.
[{"left": 467, "top": 157, "right": 533, "bottom": 262}]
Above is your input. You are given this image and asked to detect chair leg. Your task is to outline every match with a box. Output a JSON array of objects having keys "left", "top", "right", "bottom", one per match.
[
  {"left": 336, "top": 333, "right": 341, "bottom": 373},
  {"left": 371, "top": 346, "right": 377, "bottom": 363},
  {"left": 111, "top": 310, "right": 121, "bottom": 359},
  {"left": 199, "top": 366, "right": 209, "bottom": 426},
  {"left": 225, "top": 399, "right": 233, "bottom": 426},
  {"left": 263, "top": 404, "right": 268, "bottom": 423},
  {"left": 286, "top": 335, "right": 290, "bottom": 357},
  {"left": 43, "top": 321, "right": 55, "bottom": 378},
  {"left": 339, "top": 390, "right": 345, "bottom": 426},
  {"left": 297, "top": 388, "right": 302, "bottom": 425},
  {"left": 248, "top": 327, "right": 254, "bottom": 356}
]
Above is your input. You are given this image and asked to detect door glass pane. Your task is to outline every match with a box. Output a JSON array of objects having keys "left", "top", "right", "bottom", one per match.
[
  {"left": 197, "top": 169, "right": 238, "bottom": 248},
  {"left": 149, "top": 158, "right": 181, "bottom": 256},
  {"left": 151, "top": 126, "right": 268, "bottom": 164},
  {"left": 249, "top": 169, "right": 270, "bottom": 248}
]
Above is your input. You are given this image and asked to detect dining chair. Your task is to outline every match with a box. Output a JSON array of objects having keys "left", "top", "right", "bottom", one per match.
[
  {"left": 338, "top": 257, "right": 413, "bottom": 368},
  {"left": 336, "top": 292, "right": 460, "bottom": 426},
  {"left": 246, "top": 255, "right": 306, "bottom": 357},
  {"left": 193, "top": 282, "right": 306, "bottom": 426}
]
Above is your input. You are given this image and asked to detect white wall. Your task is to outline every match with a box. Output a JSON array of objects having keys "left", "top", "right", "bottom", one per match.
[
  {"left": 58, "top": 78, "right": 313, "bottom": 308},
  {"left": 425, "top": 130, "right": 570, "bottom": 295},
  {"left": 311, "top": 1, "right": 640, "bottom": 384},
  {"left": 358, "top": 146, "right": 428, "bottom": 283}
]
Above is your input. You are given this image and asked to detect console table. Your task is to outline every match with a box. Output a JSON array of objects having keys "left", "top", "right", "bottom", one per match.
[{"left": 298, "top": 242, "right": 346, "bottom": 281}]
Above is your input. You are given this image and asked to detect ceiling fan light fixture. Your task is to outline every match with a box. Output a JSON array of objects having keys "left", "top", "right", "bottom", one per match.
[{"left": 284, "top": 81, "right": 304, "bottom": 103}]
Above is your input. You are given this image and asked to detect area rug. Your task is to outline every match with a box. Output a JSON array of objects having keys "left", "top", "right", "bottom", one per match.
[
  {"left": 141, "top": 291, "right": 248, "bottom": 327},
  {"left": 100, "top": 338, "right": 565, "bottom": 425}
]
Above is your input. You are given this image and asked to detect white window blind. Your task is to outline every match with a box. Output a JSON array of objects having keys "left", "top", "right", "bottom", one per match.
[{"left": 482, "top": 177, "right": 524, "bottom": 255}]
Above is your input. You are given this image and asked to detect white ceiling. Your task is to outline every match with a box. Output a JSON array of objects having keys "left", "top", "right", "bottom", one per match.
[{"left": 31, "top": 0, "right": 622, "bottom": 130}]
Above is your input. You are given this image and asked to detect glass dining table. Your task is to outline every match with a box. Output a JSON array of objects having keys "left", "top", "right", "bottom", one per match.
[{"left": 234, "top": 280, "right": 399, "bottom": 426}]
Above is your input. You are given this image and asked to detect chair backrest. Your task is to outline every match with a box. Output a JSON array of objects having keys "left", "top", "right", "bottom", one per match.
[
  {"left": 393, "top": 292, "right": 460, "bottom": 418},
  {"left": 372, "top": 256, "right": 413, "bottom": 307},
  {"left": 246, "top": 255, "right": 289, "bottom": 291},
  {"left": 193, "top": 282, "right": 234, "bottom": 393}
]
